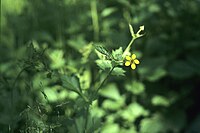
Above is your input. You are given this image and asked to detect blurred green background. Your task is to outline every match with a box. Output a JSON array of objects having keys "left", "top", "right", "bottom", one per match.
[{"left": 1, "top": 0, "right": 200, "bottom": 132}]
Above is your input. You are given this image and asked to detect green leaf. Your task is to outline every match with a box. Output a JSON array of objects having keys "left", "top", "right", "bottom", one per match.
[
  {"left": 120, "top": 127, "right": 137, "bottom": 133},
  {"left": 125, "top": 81, "right": 145, "bottom": 95},
  {"left": 102, "top": 99, "right": 124, "bottom": 110},
  {"left": 49, "top": 50, "right": 65, "bottom": 69},
  {"left": 101, "top": 123, "right": 119, "bottom": 133},
  {"left": 120, "top": 102, "right": 149, "bottom": 122},
  {"left": 95, "top": 45, "right": 111, "bottom": 58},
  {"left": 68, "top": 35, "right": 87, "bottom": 51},
  {"left": 96, "top": 59, "right": 112, "bottom": 70},
  {"left": 61, "top": 75, "right": 81, "bottom": 93},
  {"left": 111, "top": 67, "right": 125, "bottom": 76},
  {"left": 151, "top": 95, "right": 170, "bottom": 107},
  {"left": 100, "top": 84, "right": 121, "bottom": 100},
  {"left": 140, "top": 114, "right": 166, "bottom": 133},
  {"left": 101, "top": 7, "right": 117, "bottom": 17},
  {"left": 147, "top": 68, "right": 167, "bottom": 81},
  {"left": 140, "top": 111, "right": 186, "bottom": 133},
  {"left": 111, "top": 47, "right": 123, "bottom": 61},
  {"left": 80, "top": 43, "right": 93, "bottom": 63},
  {"left": 79, "top": 69, "right": 91, "bottom": 90}
]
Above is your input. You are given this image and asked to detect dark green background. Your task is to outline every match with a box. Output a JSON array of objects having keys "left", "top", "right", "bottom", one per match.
[{"left": 1, "top": 0, "right": 200, "bottom": 132}]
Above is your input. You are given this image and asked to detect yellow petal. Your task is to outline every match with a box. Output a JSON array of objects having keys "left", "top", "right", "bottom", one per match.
[
  {"left": 131, "top": 54, "right": 136, "bottom": 59},
  {"left": 125, "top": 61, "right": 131, "bottom": 66},
  {"left": 131, "top": 64, "right": 136, "bottom": 70},
  {"left": 134, "top": 59, "right": 140, "bottom": 64},
  {"left": 126, "top": 56, "right": 131, "bottom": 61}
]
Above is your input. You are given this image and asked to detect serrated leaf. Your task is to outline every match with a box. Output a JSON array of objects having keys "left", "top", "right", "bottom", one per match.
[
  {"left": 112, "top": 47, "right": 123, "bottom": 61},
  {"left": 61, "top": 75, "right": 81, "bottom": 93},
  {"left": 111, "top": 67, "right": 125, "bottom": 76},
  {"left": 96, "top": 59, "right": 112, "bottom": 70},
  {"left": 94, "top": 45, "right": 111, "bottom": 58}
]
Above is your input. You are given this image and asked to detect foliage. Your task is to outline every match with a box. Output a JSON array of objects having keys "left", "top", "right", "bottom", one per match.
[{"left": 1, "top": 0, "right": 200, "bottom": 133}]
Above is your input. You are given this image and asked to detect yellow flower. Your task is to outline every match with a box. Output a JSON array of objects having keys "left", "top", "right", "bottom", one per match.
[{"left": 125, "top": 54, "right": 140, "bottom": 70}]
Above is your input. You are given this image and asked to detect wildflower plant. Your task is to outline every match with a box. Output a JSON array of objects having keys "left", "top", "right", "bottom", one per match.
[
  {"left": 60, "top": 24, "right": 145, "bottom": 132},
  {"left": 95, "top": 24, "right": 144, "bottom": 73}
]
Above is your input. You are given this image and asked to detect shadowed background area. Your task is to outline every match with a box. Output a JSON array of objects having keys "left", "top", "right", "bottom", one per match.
[{"left": 1, "top": 0, "right": 200, "bottom": 132}]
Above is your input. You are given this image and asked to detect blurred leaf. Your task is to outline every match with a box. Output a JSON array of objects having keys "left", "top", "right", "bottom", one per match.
[
  {"left": 100, "top": 84, "right": 121, "bottom": 100},
  {"left": 101, "top": 7, "right": 117, "bottom": 17},
  {"left": 102, "top": 99, "right": 124, "bottom": 110},
  {"left": 80, "top": 43, "right": 93, "bottom": 63},
  {"left": 120, "top": 102, "right": 149, "bottom": 122},
  {"left": 79, "top": 68, "right": 91, "bottom": 90},
  {"left": 49, "top": 50, "right": 65, "bottom": 69},
  {"left": 140, "top": 114, "right": 166, "bottom": 133},
  {"left": 140, "top": 111, "right": 186, "bottom": 133},
  {"left": 101, "top": 123, "right": 119, "bottom": 133},
  {"left": 148, "top": 4, "right": 160, "bottom": 13},
  {"left": 168, "top": 60, "right": 195, "bottom": 79},
  {"left": 138, "top": 57, "right": 167, "bottom": 81},
  {"left": 147, "top": 68, "right": 167, "bottom": 81},
  {"left": 125, "top": 81, "right": 145, "bottom": 95},
  {"left": 67, "top": 35, "right": 87, "bottom": 51},
  {"left": 151, "top": 95, "right": 170, "bottom": 107},
  {"left": 120, "top": 127, "right": 137, "bottom": 133}
]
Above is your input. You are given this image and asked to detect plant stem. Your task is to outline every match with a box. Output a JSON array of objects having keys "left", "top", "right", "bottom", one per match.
[
  {"left": 84, "top": 105, "right": 89, "bottom": 133},
  {"left": 91, "top": 0, "right": 99, "bottom": 41},
  {"left": 122, "top": 38, "right": 135, "bottom": 58},
  {"left": 96, "top": 66, "right": 115, "bottom": 93},
  {"left": 77, "top": 91, "right": 89, "bottom": 103},
  {"left": 10, "top": 66, "right": 29, "bottom": 133}
]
